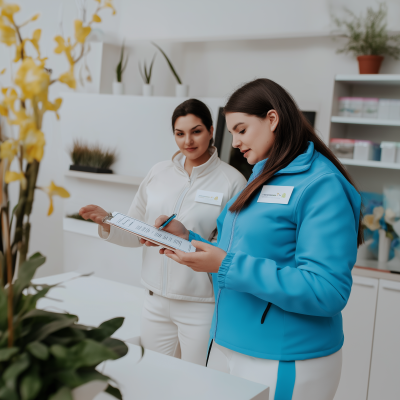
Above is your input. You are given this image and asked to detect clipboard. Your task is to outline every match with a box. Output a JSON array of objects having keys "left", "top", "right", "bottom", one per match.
[{"left": 104, "top": 212, "right": 196, "bottom": 253}]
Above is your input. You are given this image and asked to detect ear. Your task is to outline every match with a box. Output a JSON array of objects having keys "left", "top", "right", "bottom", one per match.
[
  {"left": 267, "top": 110, "right": 279, "bottom": 132},
  {"left": 209, "top": 126, "right": 214, "bottom": 137}
]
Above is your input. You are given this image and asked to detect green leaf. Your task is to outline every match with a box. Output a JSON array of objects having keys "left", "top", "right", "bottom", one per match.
[
  {"left": 3, "top": 352, "right": 30, "bottom": 381},
  {"left": 105, "top": 384, "right": 123, "bottom": 400},
  {"left": 26, "top": 342, "right": 48, "bottom": 360},
  {"left": 20, "top": 365, "right": 41, "bottom": 400},
  {"left": 48, "top": 386, "right": 73, "bottom": 400},
  {"left": 30, "top": 316, "right": 78, "bottom": 342},
  {"left": 101, "top": 338, "right": 128, "bottom": 359},
  {"left": 0, "top": 347, "right": 19, "bottom": 361},
  {"left": 50, "top": 344, "right": 68, "bottom": 359},
  {"left": 0, "top": 385, "right": 19, "bottom": 400},
  {"left": 87, "top": 317, "right": 124, "bottom": 341},
  {"left": 152, "top": 42, "right": 182, "bottom": 84},
  {"left": 70, "top": 339, "right": 119, "bottom": 368}
]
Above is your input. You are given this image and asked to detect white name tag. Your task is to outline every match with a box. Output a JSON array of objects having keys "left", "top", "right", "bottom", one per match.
[
  {"left": 257, "top": 185, "right": 294, "bottom": 205},
  {"left": 195, "top": 190, "right": 223, "bottom": 206}
]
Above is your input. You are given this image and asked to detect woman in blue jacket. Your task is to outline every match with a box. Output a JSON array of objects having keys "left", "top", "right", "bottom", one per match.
[{"left": 143, "top": 79, "right": 362, "bottom": 400}]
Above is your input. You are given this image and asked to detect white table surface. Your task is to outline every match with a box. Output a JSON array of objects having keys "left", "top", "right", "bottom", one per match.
[{"left": 34, "top": 272, "right": 269, "bottom": 400}]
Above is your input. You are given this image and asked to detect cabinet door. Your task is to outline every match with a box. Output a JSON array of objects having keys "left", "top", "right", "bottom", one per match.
[
  {"left": 368, "top": 279, "right": 400, "bottom": 400},
  {"left": 334, "top": 276, "right": 378, "bottom": 400}
]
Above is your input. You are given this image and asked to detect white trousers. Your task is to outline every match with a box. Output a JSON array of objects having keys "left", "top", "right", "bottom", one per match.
[
  {"left": 140, "top": 291, "right": 214, "bottom": 365},
  {"left": 208, "top": 342, "right": 342, "bottom": 400}
]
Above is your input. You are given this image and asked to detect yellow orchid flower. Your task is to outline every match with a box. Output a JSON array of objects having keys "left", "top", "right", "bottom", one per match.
[
  {"left": 104, "top": 1, "right": 116, "bottom": 15},
  {"left": 0, "top": 139, "right": 18, "bottom": 161},
  {"left": 5, "top": 171, "right": 27, "bottom": 190},
  {"left": 13, "top": 40, "right": 25, "bottom": 62},
  {"left": 74, "top": 20, "right": 91, "bottom": 43},
  {"left": 28, "top": 29, "right": 41, "bottom": 57},
  {"left": 59, "top": 67, "right": 76, "bottom": 89},
  {"left": 39, "top": 181, "right": 70, "bottom": 216},
  {"left": 44, "top": 97, "right": 62, "bottom": 119},
  {"left": 22, "top": 128, "right": 45, "bottom": 162},
  {"left": 92, "top": 14, "right": 101, "bottom": 23},
  {"left": 0, "top": 68, "right": 5, "bottom": 74},
  {"left": 1, "top": 87, "right": 18, "bottom": 113},
  {"left": 54, "top": 35, "right": 74, "bottom": 65},
  {"left": 15, "top": 58, "right": 50, "bottom": 99},
  {"left": 1, "top": 3, "right": 20, "bottom": 22},
  {"left": 0, "top": 18, "right": 16, "bottom": 46},
  {"left": 363, "top": 206, "right": 384, "bottom": 231}
]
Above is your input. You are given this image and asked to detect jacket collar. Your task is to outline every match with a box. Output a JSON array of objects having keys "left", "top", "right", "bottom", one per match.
[
  {"left": 172, "top": 146, "right": 221, "bottom": 180},
  {"left": 249, "top": 141, "right": 317, "bottom": 182}
]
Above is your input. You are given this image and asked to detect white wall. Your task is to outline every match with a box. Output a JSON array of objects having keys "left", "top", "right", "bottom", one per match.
[{"left": 1, "top": 0, "right": 400, "bottom": 281}]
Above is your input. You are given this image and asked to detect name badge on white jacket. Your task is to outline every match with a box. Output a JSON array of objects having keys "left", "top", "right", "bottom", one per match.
[
  {"left": 258, "top": 185, "right": 294, "bottom": 205},
  {"left": 195, "top": 190, "right": 223, "bottom": 206}
]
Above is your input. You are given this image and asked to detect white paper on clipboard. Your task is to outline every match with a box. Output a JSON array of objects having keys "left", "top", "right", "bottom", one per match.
[{"left": 106, "top": 212, "right": 196, "bottom": 253}]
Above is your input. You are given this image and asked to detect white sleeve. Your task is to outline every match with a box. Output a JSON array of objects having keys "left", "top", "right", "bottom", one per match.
[{"left": 98, "top": 169, "right": 151, "bottom": 247}]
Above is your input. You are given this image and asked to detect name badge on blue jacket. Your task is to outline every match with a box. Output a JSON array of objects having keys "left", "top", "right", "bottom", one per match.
[{"left": 257, "top": 185, "right": 294, "bottom": 205}]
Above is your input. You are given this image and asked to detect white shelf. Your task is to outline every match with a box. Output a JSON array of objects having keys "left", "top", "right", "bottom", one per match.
[
  {"left": 331, "top": 116, "right": 400, "bottom": 127},
  {"left": 65, "top": 170, "right": 144, "bottom": 186},
  {"left": 63, "top": 218, "right": 99, "bottom": 238},
  {"left": 339, "top": 158, "right": 400, "bottom": 170},
  {"left": 335, "top": 74, "right": 400, "bottom": 85}
]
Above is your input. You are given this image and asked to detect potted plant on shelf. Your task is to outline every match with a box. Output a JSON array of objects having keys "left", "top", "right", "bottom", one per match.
[
  {"left": 332, "top": 3, "right": 400, "bottom": 74},
  {"left": 113, "top": 41, "right": 129, "bottom": 95},
  {"left": 152, "top": 42, "right": 188, "bottom": 97},
  {"left": 139, "top": 53, "right": 156, "bottom": 96},
  {"left": 363, "top": 206, "right": 399, "bottom": 267},
  {"left": 69, "top": 140, "right": 117, "bottom": 174},
  {"left": 0, "top": 2, "right": 132, "bottom": 399}
]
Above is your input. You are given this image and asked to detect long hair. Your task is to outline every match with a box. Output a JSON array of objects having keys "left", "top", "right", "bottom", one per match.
[{"left": 224, "top": 79, "right": 363, "bottom": 246}]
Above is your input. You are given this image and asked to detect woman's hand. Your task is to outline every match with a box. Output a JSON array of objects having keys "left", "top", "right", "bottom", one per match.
[
  {"left": 140, "top": 215, "right": 190, "bottom": 248},
  {"left": 163, "top": 240, "right": 227, "bottom": 273},
  {"left": 79, "top": 205, "right": 110, "bottom": 232}
]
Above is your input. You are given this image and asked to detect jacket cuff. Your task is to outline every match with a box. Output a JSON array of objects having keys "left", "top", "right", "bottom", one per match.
[
  {"left": 218, "top": 253, "right": 235, "bottom": 289},
  {"left": 188, "top": 230, "right": 201, "bottom": 242}
]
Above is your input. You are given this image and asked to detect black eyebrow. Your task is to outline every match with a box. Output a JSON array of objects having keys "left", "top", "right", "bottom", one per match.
[
  {"left": 174, "top": 124, "right": 202, "bottom": 132},
  {"left": 232, "top": 122, "right": 244, "bottom": 131}
]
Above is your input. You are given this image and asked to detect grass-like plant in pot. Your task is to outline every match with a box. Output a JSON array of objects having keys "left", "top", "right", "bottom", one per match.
[
  {"left": 139, "top": 53, "right": 156, "bottom": 96},
  {"left": 70, "top": 140, "right": 117, "bottom": 174},
  {"left": 332, "top": 3, "right": 400, "bottom": 74},
  {"left": 113, "top": 41, "right": 128, "bottom": 95},
  {"left": 0, "top": 1, "right": 131, "bottom": 399}
]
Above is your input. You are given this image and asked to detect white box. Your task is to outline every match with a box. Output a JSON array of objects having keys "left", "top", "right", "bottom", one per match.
[
  {"left": 388, "top": 100, "right": 400, "bottom": 120},
  {"left": 354, "top": 141, "right": 380, "bottom": 161},
  {"left": 380, "top": 142, "right": 397, "bottom": 163},
  {"left": 338, "top": 97, "right": 351, "bottom": 117},
  {"left": 378, "top": 99, "right": 391, "bottom": 120},
  {"left": 362, "top": 98, "right": 379, "bottom": 119},
  {"left": 350, "top": 98, "right": 363, "bottom": 118}
]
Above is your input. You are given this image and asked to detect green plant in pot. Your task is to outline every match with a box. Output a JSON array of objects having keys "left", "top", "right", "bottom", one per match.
[
  {"left": 332, "top": 3, "right": 400, "bottom": 74},
  {"left": 0, "top": 1, "right": 131, "bottom": 399},
  {"left": 70, "top": 140, "right": 117, "bottom": 174},
  {"left": 113, "top": 41, "right": 129, "bottom": 95},
  {"left": 139, "top": 53, "right": 156, "bottom": 96}
]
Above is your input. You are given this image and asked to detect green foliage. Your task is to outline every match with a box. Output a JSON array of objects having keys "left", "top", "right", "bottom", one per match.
[
  {"left": 152, "top": 42, "right": 182, "bottom": 84},
  {"left": 116, "top": 41, "right": 129, "bottom": 83},
  {"left": 332, "top": 3, "right": 400, "bottom": 58},
  {"left": 66, "top": 213, "right": 95, "bottom": 223},
  {"left": 70, "top": 139, "right": 117, "bottom": 170},
  {"left": 139, "top": 53, "right": 156, "bottom": 84},
  {"left": 0, "top": 253, "right": 128, "bottom": 399}
]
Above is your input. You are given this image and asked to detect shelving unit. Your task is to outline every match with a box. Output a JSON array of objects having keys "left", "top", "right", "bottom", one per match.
[
  {"left": 339, "top": 158, "right": 400, "bottom": 170},
  {"left": 335, "top": 74, "right": 400, "bottom": 86},
  {"left": 64, "top": 170, "right": 144, "bottom": 186},
  {"left": 331, "top": 116, "right": 400, "bottom": 127},
  {"left": 63, "top": 218, "right": 99, "bottom": 239}
]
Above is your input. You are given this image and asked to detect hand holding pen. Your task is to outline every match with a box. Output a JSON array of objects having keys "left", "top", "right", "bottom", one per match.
[{"left": 158, "top": 213, "right": 177, "bottom": 231}]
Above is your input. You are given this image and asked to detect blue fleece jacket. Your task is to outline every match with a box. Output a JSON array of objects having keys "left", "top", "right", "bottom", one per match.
[{"left": 189, "top": 142, "right": 361, "bottom": 361}]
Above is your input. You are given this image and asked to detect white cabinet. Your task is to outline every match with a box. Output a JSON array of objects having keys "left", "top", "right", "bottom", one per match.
[
  {"left": 334, "top": 276, "right": 378, "bottom": 400},
  {"left": 367, "top": 280, "right": 400, "bottom": 400}
]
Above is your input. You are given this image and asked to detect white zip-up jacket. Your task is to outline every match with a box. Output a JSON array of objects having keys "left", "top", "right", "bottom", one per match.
[{"left": 99, "top": 147, "right": 246, "bottom": 302}]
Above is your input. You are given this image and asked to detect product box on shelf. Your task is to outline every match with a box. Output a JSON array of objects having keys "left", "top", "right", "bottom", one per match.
[
  {"left": 329, "top": 138, "right": 355, "bottom": 159},
  {"left": 378, "top": 99, "right": 400, "bottom": 120},
  {"left": 380, "top": 142, "right": 398, "bottom": 163},
  {"left": 362, "top": 98, "right": 379, "bottom": 119},
  {"left": 354, "top": 141, "right": 381, "bottom": 161}
]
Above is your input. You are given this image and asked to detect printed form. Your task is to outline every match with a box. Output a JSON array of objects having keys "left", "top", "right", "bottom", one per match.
[{"left": 107, "top": 213, "right": 196, "bottom": 253}]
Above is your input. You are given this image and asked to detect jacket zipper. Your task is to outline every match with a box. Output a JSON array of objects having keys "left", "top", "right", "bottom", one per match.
[
  {"left": 162, "top": 177, "right": 192, "bottom": 296},
  {"left": 213, "top": 212, "right": 239, "bottom": 339},
  {"left": 261, "top": 302, "right": 272, "bottom": 324}
]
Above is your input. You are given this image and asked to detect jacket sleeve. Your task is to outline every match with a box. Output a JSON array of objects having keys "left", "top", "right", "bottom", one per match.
[
  {"left": 217, "top": 173, "right": 360, "bottom": 317},
  {"left": 98, "top": 169, "right": 151, "bottom": 247}
]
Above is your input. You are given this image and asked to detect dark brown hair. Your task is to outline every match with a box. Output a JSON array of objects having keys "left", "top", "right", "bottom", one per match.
[
  {"left": 172, "top": 99, "right": 214, "bottom": 148},
  {"left": 224, "top": 79, "right": 363, "bottom": 246}
]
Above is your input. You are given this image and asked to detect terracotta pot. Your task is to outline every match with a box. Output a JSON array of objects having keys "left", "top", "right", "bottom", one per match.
[{"left": 357, "top": 55, "right": 384, "bottom": 74}]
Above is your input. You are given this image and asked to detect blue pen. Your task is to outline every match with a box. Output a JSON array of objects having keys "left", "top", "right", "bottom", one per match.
[{"left": 158, "top": 214, "right": 177, "bottom": 231}]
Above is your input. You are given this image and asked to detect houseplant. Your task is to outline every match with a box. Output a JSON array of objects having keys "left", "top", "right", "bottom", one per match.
[
  {"left": 69, "top": 140, "right": 117, "bottom": 174},
  {"left": 152, "top": 42, "right": 188, "bottom": 97},
  {"left": 363, "top": 206, "right": 399, "bottom": 266},
  {"left": 139, "top": 53, "right": 156, "bottom": 96},
  {"left": 0, "top": 1, "right": 130, "bottom": 398},
  {"left": 113, "top": 41, "right": 128, "bottom": 95},
  {"left": 332, "top": 3, "right": 400, "bottom": 74}
]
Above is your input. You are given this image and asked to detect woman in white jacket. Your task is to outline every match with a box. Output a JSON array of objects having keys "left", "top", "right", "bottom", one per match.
[{"left": 79, "top": 99, "right": 246, "bottom": 365}]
